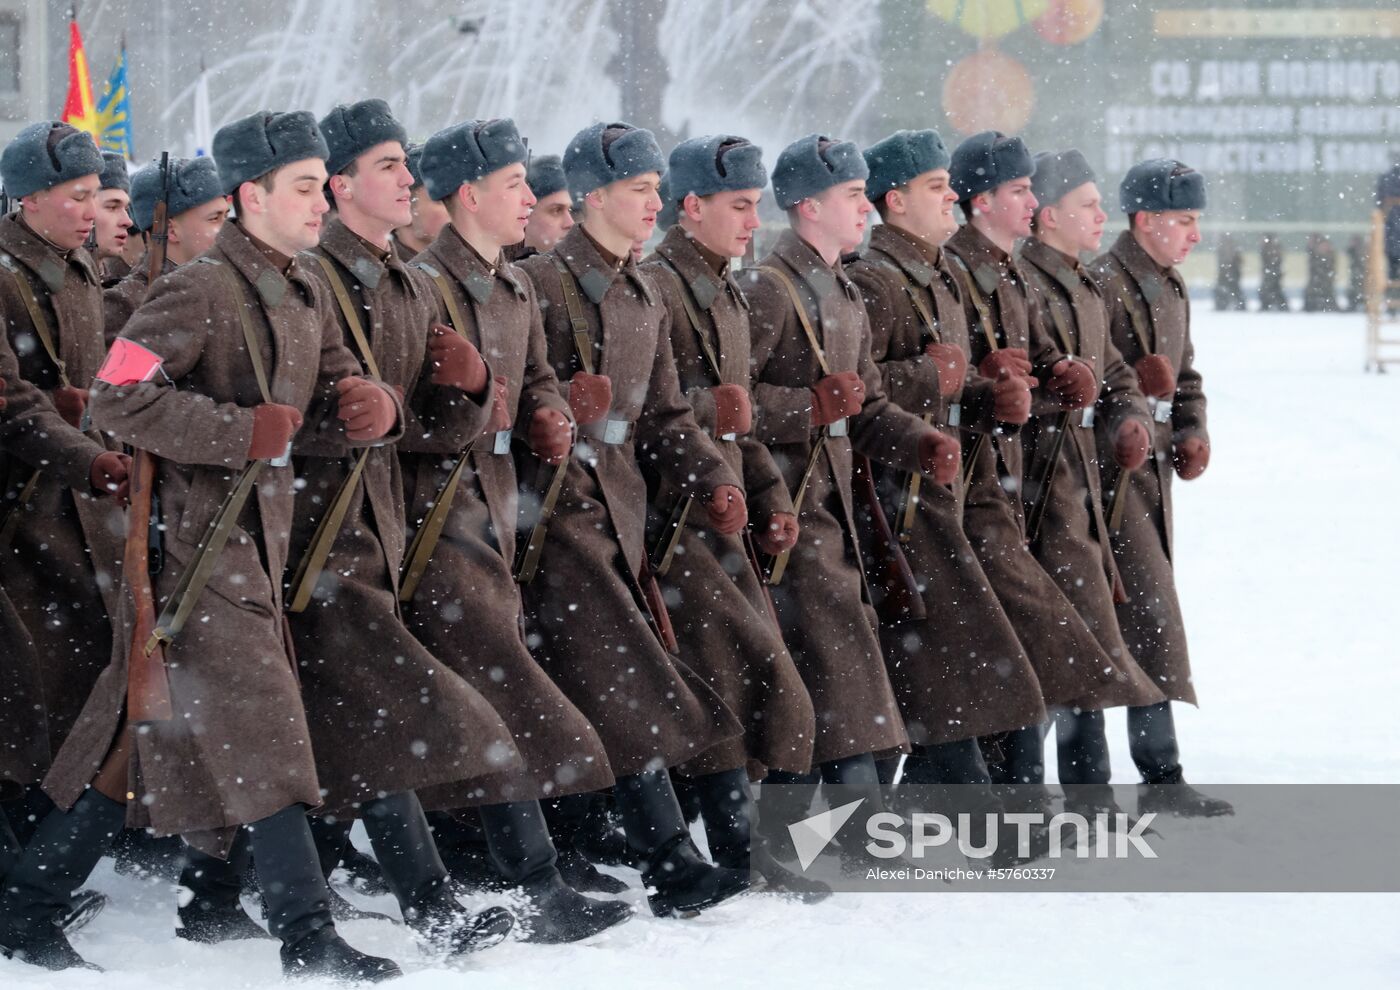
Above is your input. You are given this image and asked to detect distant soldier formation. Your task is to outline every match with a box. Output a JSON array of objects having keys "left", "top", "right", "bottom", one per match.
[{"left": 2, "top": 101, "right": 1233, "bottom": 980}]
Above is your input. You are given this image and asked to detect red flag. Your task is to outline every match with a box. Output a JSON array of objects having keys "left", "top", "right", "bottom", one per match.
[
  {"left": 61, "top": 19, "right": 99, "bottom": 137},
  {"left": 96, "top": 339, "right": 165, "bottom": 387}
]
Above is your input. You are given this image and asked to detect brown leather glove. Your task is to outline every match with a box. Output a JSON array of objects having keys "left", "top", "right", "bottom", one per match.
[
  {"left": 486, "top": 377, "right": 511, "bottom": 434},
  {"left": 248, "top": 403, "right": 304, "bottom": 459},
  {"left": 53, "top": 385, "right": 89, "bottom": 429},
  {"left": 528, "top": 407, "right": 573, "bottom": 464},
  {"left": 991, "top": 368, "right": 1033, "bottom": 424},
  {"left": 977, "top": 347, "right": 1033, "bottom": 381},
  {"left": 705, "top": 484, "right": 748, "bottom": 535},
  {"left": 925, "top": 342, "right": 968, "bottom": 398},
  {"left": 1135, "top": 354, "right": 1176, "bottom": 400},
  {"left": 1113, "top": 419, "right": 1151, "bottom": 471},
  {"left": 568, "top": 372, "right": 612, "bottom": 425},
  {"left": 89, "top": 450, "right": 131, "bottom": 507},
  {"left": 810, "top": 371, "right": 864, "bottom": 427},
  {"left": 1173, "top": 436, "right": 1210, "bottom": 480},
  {"left": 917, "top": 430, "right": 961, "bottom": 486},
  {"left": 711, "top": 384, "right": 752, "bottom": 437},
  {"left": 755, "top": 511, "right": 799, "bottom": 555},
  {"left": 335, "top": 377, "right": 397, "bottom": 441},
  {"left": 1045, "top": 358, "right": 1098, "bottom": 410},
  {"left": 428, "top": 325, "right": 488, "bottom": 395}
]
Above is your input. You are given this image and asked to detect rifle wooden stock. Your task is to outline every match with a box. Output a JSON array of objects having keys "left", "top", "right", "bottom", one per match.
[
  {"left": 147, "top": 153, "right": 171, "bottom": 282},
  {"left": 1024, "top": 410, "right": 1071, "bottom": 549},
  {"left": 637, "top": 559, "right": 679, "bottom": 654},
  {"left": 854, "top": 453, "right": 926, "bottom": 625},
  {"left": 124, "top": 449, "right": 171, "bottom": 723}
]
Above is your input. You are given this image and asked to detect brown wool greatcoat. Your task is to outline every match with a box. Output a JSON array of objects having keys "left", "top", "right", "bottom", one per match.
[
  {"left": 1089, "top": 230, "right": 1207, "bottom": 705},
  {"left": 945, "top": 223, "right": 1159, "bottom": 709},
  {"left": 516, "top": 225, "right": 744, "bottom": 777},
  {"left": 0, "top": 213, "right": 123, "bottom": 757},
  {"left": 1018, "top": 236, "right": 1163, "bottom": 711},
  {"left": 742, "top": 228, "right": 938, "bottom": 764},
  {"left": 403, "top": 224, "right": 614, "bottom": 807},
  {"left": 290, "top": 219, "right": 523, "bottom": 813},
  {"left": 847, "top": 224, "right": 1048, "bottom": 744},
  {"left": 103, "top": 251, "right": 174, "bottom": 345},
  {"left": 46, "top": 223, "right": 393, "bottom": 850},
  {"left": 640, "top": 226, "right": 815, "bottom": 778}
]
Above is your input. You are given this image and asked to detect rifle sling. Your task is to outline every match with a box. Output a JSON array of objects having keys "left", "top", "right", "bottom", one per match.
[
  {"left": 398, "top": 267, "right": 481, "bottom": 601},
  {"left": 145, "top": 266, "right": 276, "bottom": 653}
]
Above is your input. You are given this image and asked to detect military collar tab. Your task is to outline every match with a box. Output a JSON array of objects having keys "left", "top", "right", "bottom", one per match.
[
  {"left": 350, "top": 255, "right": 383, "bottom": 291},
  {"left": 255, "top": 268, "right": 287, "bottom": 308},
  {"left": 972, "top": 262, "right": 1001, "bottom": 297},
  {"left": 688, "top": 271, "right": 720, "bottom": 310},
  {"left": 578, "top": 267, "right": 613, "bottom": 305}
]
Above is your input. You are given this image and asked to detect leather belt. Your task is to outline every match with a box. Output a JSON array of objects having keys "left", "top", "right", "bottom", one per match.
[{"left": 577, "top": 417, "right": 635, "bottom": 445}]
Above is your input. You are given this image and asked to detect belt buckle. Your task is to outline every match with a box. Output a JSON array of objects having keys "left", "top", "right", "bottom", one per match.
[
  {"left": 1079, "top": 407, "right": 1096, "bottom": 428},
  {"left": 827, "top": 418, "right": 848, "bottom": 438},
  {"left": 718, "top": 432, "right": 739, "bottom": 443},
  {"left": 493, "top": 429, "right": 513, "bottom": 455},
  {"left": 1152, "top": 398, "right": 1173, "bottom": 423},
  {"left": 603, "top": 418, "right": 630, "bottom": 445},
  {"left": 946, "top": 403, "right": 962, "bottom": 428},
  {"left": 269, "top": 441, "right": 292, "bottom": 468}
]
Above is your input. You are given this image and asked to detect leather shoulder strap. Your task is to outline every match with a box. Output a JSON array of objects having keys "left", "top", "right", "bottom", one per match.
[
  {"left": 757, "top": 265, "right": 831, "bottom": 376},
  {"left": 5, "top": 268, "right": 70, "bottom": 387},
  {"left": 656, "top": 258, "right": 722, "bottom": 380},
  {"left": 313, "top": 254, "right": 382, "bottom": 379},
  {"left": 947, "top": 254, "right": 999, "bottom": 353},
  {"left": 218, "top": 264, "right": 272, "bottom": 404},
  {"left": 551, "top": 256, "right": 596, "bottom": 375}
]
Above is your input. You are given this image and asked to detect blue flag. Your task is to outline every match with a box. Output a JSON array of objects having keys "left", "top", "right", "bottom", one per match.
[{"left": 95, "top": 47, "right": 132, "bottom": 159}]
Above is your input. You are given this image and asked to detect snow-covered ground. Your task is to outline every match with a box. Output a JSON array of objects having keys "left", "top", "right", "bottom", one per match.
[{"left": 5, "top": 310, "right": 1398, "bottom": 988}]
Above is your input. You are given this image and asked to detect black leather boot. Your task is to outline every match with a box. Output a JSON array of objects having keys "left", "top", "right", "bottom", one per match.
[
  {"left": 1137, "top": 768, "right": 1234, "bottom": 818},
  {"left": 360, "top": 792, "right": 513, "bottom": 956},
  {"left": 0, "top": 789, "right": 124, "bottom": 971},
  {"left": 479, "top": 800, "right": 632, "bottom": 943},
  {"left": 177, "top": 828, "right": 273, "bottom": 943},
  {"left": 614, "top": 771, "right": 755, "bottom": 918},
  {"left": 247, "top": 805, "right": 401, "bottom": 983},
  {"left": 694, "top": 769, "right": 831, "bottom": 904}
]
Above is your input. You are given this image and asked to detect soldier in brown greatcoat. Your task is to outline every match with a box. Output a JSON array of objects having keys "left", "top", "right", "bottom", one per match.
[
  {"left": 1090, "top": 158, "right": 1232, "bottom": 816},
  {"left": 4, "top": 112, "right": 405, "bottom": 980},
  {"left": 381, "top": 114, "right": 631, "bottom": 940},
  {"left": 642, "top": 134, "right": 821, "bottom": 895},
  {"left": 0, "top": 123, "right": 127, "bottom": 844},
  {"left": 517, "top": 121, "right": 756, "bottom": 919},
  {"left": 519, "top": 154, "right": 574, "bottom": 259},
  {"left": 945, "top": 131, "right": 1162, "bottom": 793},
  {"left": 847, "top": 130, "right": 1050, "bottom": 795},
  {"left": 390, "top": 142, "right": 449, "bottom": 264},
  {"left": 93, "top": 153, "right": 133, "bottom": 288},
  {"left": 1017, "top": 150, "right": 1161, "bottom": 816},
  {"left": 742, "top": 134, "right": 960, "bottom": 805},
  {"left": 103, "top": 157, "right": 229, "bottom": 340}
]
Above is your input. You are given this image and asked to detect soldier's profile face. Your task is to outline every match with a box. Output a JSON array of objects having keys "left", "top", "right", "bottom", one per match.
[
  {"left": 254, "top": 157, "right": 329, "bottom": 253},
  {"left": 341, "top": 141, "right": 413, "bottom": 229},
  {"left": 1138, "top": 209, "right": 1202, "bottom": 266},
  {"left": 1043, "top": 181, "right": 1107, "bottom": 254},
  {"left": 900, "top": 168, "right": 958, "bottom": 245},
  {"left": 94, "top": 188, "right": 133, "bottom": 259},
  {"left": 470, "top": 162, "right": 535, "bottom": 246},
  {"left": 811, "top": 179, "right": 872, "bottom": 253},
  {"left": 593, "top": 172, "right": 662, "bottom": 244},
  {"left": 686, "top": 188, "right": 762, "bottom": 259},
  {"left": 169, "top": 196, "right": 230, "bottom": 260},
  {"left": 23, "top": 174, "right": 100, "bottom": 250},
  {"left": 524, "top": 189, "right": 574, "bottom": 252},
  {"left": 407, "top": 185, "right": 450, "bottom": 246},
  {"left": 979, "top": 178, "right": 1038, "bottom": 240}
]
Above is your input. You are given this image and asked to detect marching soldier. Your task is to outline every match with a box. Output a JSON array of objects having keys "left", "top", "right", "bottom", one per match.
[
  {"left": 743, "top": 134, "right": 960, "bottom": 796},
  {"left": 1017, "top": 149, "right": 1159, "bottom": 811},
  {"left": 376, "top": 113, "right": 632, "bottom": 939},
  {"left": 104, "top": 157, "right": 228, "bottom": 339},
  {"left": 641, "top": 135, "right": 821, "bottom": 892},
  {"left": 846, "top": 130, "right": 1049, "bottom": 792},
  {"left": 1090, "top": 158, "right": 1232, "bottom": 816},
  {"left": 390, "top": 142, "right": 449, "bottom": 263},
  {"left": 0, "top": 122, "right": 128, "bottom": 836},
  {"left": 7, "top": 111, "right": 405, "bottom": 979},
  {"left": 945, "top": 131, "right": 1160, "bottom": 790},
  {"left": 519, "top": 154, "right": 574, "bottom": 257},
  {"left": 93, "top": 153, "right": 133, "bottom": 286},
  {"left": 516, "top": 121, "right": 756, "bottom": 918}
]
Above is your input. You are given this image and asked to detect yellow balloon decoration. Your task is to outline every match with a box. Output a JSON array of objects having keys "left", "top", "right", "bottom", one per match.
[{"left": 927, "top": 0, "right": 1052, "bottom": 41}]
